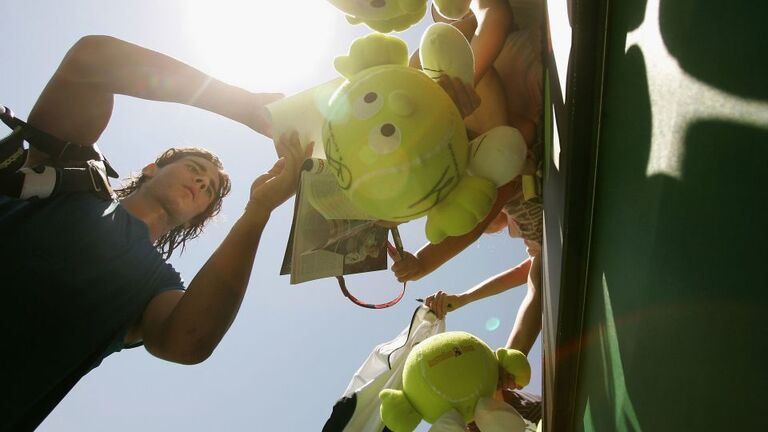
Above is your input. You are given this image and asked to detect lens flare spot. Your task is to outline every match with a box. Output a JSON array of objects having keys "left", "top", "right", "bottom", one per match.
[{"left": 485, "top": 317, "right": 501, "bottom": 332}]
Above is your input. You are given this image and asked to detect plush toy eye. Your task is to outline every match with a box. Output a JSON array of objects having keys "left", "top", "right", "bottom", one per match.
[
  {"left": 368, "top": 122, "right": 401, "bottom": 154},
  {"left": 352, "top": 91, "right": 383, "bottom": 120},
  {"left": 380, "top": 123, "right": 395, "bottom": 136}
]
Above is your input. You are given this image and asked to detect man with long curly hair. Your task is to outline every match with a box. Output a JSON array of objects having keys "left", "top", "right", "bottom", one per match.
[{"left": 0, "top": 35, "right": 309, "bottom": 430}]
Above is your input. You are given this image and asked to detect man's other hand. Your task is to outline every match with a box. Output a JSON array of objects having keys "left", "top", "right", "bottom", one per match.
[{"left": 246, "top": 131, "right": 312, "bottom": 219}]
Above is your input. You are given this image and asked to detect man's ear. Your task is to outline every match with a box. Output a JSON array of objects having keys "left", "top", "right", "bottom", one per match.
[{"left": 141, "top": 163, "right": 158, "bottom": 177}]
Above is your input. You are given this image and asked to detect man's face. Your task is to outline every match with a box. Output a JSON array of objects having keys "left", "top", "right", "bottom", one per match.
[{"left": 142, "top": 156, "right": 222, "bottom": 226}]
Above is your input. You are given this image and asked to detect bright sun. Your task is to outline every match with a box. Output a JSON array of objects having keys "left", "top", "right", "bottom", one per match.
[{"left": 184, "top": 0, "right": 338, "bottom": 92}]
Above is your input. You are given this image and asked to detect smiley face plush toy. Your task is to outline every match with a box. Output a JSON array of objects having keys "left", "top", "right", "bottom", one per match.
[
  {"left": 322, "top": 26, "right": 526, "bottom": 243},
  {"left": 379, "top": 331, "right": 531, "bottom": 432},
  {"left": 326, "top": 0, "right": 471, "bottom": 32},
  {"left": 323, "top": 30, "right": 490, "bottom": 243}
]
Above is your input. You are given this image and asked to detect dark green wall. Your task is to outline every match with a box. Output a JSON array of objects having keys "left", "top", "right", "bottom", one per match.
[{"left": 574, "top": 1, "right": 768, "bottom": 430}]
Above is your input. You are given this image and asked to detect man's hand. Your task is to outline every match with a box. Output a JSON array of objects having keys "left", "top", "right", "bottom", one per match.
[
  {"left": 249, "top": 92, "right": 284, "bottom": 138},
  {"left": 246, "top": 131, "right": 311, "bottom": 220},
  {"left": 437, "top": 74, "right": 481, "bottom": 118},
  {"left": 389, "top": 250, "right": 425, "bottom": 282}
]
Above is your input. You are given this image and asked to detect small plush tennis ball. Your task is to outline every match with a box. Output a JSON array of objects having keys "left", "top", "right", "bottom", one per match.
[
  {"left": 326, "top": 0, "right": 471, "bottom": 33},
  {"left": 379, "top": 332, "right": 531, "bottom": 432}
]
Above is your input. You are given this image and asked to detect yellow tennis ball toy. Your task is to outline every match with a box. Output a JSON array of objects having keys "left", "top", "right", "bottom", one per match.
[
  {"left": 379, "top": 331, "right": 531, "bottom": 431},
  {"left": 322, "top": 31, "right": 498, "bottom": 243}
]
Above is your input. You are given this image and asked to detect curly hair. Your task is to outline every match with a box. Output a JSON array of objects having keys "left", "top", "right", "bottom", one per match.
[{"left": 115, "top": 148, "right": 232, "bottom": 259}]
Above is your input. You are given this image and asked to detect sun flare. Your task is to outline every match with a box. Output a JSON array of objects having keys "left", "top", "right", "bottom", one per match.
[{"left": 184, "top": 0, "right": 338, "bottom": 92}]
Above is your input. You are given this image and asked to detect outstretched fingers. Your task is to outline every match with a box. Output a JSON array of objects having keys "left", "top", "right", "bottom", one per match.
[
  {"left": 424, "top": 290, "right": 449, "bottom": 319},
  {"left": 251, "top": 158, "right": 286, "bottom": 189},
  {"left": 248, "top": 130, "right": 312, "bottom": 213}
]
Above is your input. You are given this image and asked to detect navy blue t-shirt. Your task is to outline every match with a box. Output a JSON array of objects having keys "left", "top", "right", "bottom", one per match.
[{"left": 0, "top": 192, "right": 184, "bottom": 430}]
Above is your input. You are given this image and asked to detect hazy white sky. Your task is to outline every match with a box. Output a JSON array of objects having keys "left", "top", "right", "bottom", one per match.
[{"left": 1, "top": 1, "right": 539, "bottom": 430}]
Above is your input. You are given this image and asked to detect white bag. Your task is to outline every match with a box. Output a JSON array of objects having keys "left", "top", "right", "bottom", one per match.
[
  {"left": 427, "top": 398, "right": 530, "bottom": 432},
  {"left": 323, "top": 306, "right": 445, "bottom": 432}
]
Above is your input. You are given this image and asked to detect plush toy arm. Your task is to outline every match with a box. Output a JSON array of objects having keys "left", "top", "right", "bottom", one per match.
[
  {"left": 345, "top": 15, "right": 362, "bottom": 25},
  {"left": 334, "top": 33, "right": 409, "bottom": 79},
  {"left": 496, "top": 348, "right": 532, "bottom": 388},
  {"left": 472, "top": 396, "right": 528, "bottom": 432},
  {"left": 426, "top": 175, "right": 496, "bottom": 244},
  {"left": 468, "top": 126, "right": 528, "bottom": 187},
  {"left": 380, "top": 389, "right": 423, "bottom": 432},
  {"left": 433, "top": 0, "right": 472, "bottom": 20},
  {"left": 427, "top": 409, "right": 467, "bottom": 432},
  {"left": 419, "top": 23, "right": 474, "bottom": 85}
]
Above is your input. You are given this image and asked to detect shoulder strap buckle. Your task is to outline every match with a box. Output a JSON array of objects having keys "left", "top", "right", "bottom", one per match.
[{"left": 86, "top": 160, "right": 116, "bottom": 200}]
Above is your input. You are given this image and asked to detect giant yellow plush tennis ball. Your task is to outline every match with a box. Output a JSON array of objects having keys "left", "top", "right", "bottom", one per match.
[
  {"left": 324, "top": 32, "right": 498, "bottom": 243},
  {"left": 379, "top": 331, "right": 531, "bottom": 432},
  {"left": 323, "top": 25, "right": 530, "bottom": 243}
]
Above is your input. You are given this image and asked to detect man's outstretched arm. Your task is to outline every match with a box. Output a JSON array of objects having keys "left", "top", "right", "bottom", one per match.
[
  {"left": 136, "top": 133, "right": 309, "bottom": 364},
  {"left": 26, "top": 35, "right": 279, "bottom": 165}
]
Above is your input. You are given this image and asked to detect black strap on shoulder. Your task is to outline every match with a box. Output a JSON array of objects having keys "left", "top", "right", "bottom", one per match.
[
  {"left": 0, "top": 125, "right": 27, "bottom": 174},
  {"left": 0, "top": 105, "right": 118, "bottom": 178},
  {"left": 1, "top": 105, "right": 118, "bottom": 200}
]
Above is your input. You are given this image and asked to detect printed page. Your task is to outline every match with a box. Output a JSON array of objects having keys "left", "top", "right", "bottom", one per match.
[
  {"left": 281, "top": 161, "right": 389, "bottom": 284},
  {"left": 302, "top": 159, "right": 375, "bottom": 221}
]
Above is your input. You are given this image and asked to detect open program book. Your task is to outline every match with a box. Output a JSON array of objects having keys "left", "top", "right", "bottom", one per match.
[{"left": 280, "top": 158, "right": 391, "bottom": 284}]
